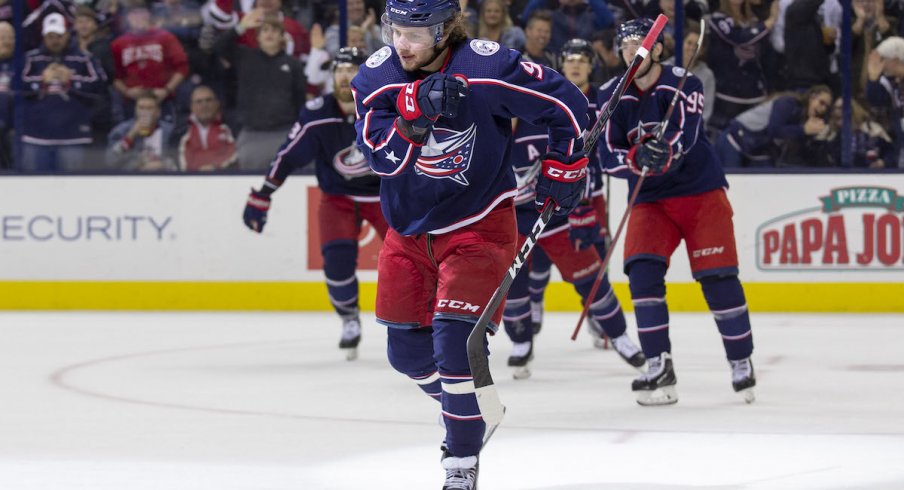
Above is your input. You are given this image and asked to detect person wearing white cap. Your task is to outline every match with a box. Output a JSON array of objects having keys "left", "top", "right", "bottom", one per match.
[
  {"left": 866, "top": 37, "right": 904, "bottom": 168},
  {"left": 19, "top": 12, "right": 108, "bottom": 171}
]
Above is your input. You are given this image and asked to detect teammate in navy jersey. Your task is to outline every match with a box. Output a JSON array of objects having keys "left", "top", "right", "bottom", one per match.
[
  {"left": 352, "top": 0, "right": 589, "bottom": 487},
  {"left": 242, "top": 47, "right": 388, "bottom": 361},
  {"left": 503, "top": 39, "right": 644, "bottom": 381},
  {"left": 597, "top": 18, "right": 756, "bottom": 406}
]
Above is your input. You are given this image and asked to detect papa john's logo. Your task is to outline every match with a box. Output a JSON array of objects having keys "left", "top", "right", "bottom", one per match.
[
  {"left": 415, "top": 124, "right": 477, "bottom": 186},
  {"left": 756, "top": 186, "right": 904, "bottom": 271}
]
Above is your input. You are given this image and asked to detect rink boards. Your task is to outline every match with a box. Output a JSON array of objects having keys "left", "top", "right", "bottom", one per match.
[{"left": 0, "top": 174, "right": 902, "bottom": 312}]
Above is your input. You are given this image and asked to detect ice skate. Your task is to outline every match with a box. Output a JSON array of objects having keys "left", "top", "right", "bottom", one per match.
[
  {"left": 730, "top": 357, "right": 756, "bottom": 404},
  {"left": 632, "top": 352, "right": 678, "bottom": 406},
  {"left": 442, "top": 450, "right": 479, "bottom": 490},
  {"left": 610, "top": 333, "right": 647, "bottom": 371},
  {"left": 507, "top": 341, "right": 533, "bottom": 380},
  {"left": 586, "top": 318, "right": 609, "bottom": 349},
  {"left": 338, "top": 316, "right": 361, "bottom": 361},
  {"left": 530, "top": 300, "right": 543, "bottom": 334}
]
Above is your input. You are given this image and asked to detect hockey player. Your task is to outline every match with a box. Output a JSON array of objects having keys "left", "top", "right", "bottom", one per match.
[
  {"left": 503, "top": 38, "right": 644, "bottom": 380},
  {"left": 351, "top": 0, "right": 589, "bottom": 487},
  {"left": 242, "top": 47, "right": 387, "bottom": 361},
  {"left": 597, "top": 18, "right": 757, "bottom": 406}
]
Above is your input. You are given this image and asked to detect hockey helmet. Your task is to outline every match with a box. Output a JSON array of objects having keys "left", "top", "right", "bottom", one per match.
[
  {"left": 332, "top": 46, "right": 367, "bottom": 70},
  {"left": 560, "top": 38, "right": 595, "bottom": 65},
  {"left": 615, "top": 18, "right": 664, "bottom": 49},
  {"left": 382, "top": 0, "right": 460, "bottom": 49}
]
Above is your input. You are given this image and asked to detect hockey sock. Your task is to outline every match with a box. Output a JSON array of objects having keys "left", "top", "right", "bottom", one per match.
[
  {"left": 387, "top": 327, "right": 441, "bottom": 401},
  {"left": 700, "top": 275, "right": 754, "bottom": 360},
  {"left": 575, "top": 275, "right": 626, "bottom": 338},
  {"left": 322, "top": 240, "right": 360, "bottom": 318},
  {"left": 433, "top": 318, "right": 486, "bottom": 457},
  {"left": 528, "top": 247, "right": 552, "bottom": 304},
  {"left": 502, "top": 295, "right": 533, "bottom": 343},
  {"left": 628, "top": 260, "right": 671, "bottom": 358}
]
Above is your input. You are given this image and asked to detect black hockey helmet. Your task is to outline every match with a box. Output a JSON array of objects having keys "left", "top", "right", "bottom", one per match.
[
  {"left": 560, "top": 38, "right": 595, "bottom": 65},
  {"left": 332, "top": 46, "right": 367, "bottom": 70},
  {"left": 615, "top": 17, "right": 664, "bottom": 49}
]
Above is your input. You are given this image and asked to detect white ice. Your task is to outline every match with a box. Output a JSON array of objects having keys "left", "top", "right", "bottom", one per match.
[{"left": 2, "top": 311, "right": 903, "bottom": 489}]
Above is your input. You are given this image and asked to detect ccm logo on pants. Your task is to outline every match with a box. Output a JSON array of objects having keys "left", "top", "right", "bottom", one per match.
[
  {"left": 692, "top": 246, "right": 725, "bottom": 258},
  {"left": 437, "top": 299, "right": 481, "bottom": 313}
]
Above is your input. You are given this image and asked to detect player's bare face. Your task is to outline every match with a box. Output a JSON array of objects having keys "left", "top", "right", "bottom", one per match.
[
  {"left": 562, "top": 55, "right": 592, "bottom": 87},
  {"left": 333, "top": 65, "right": 359, "bottom": 103}
]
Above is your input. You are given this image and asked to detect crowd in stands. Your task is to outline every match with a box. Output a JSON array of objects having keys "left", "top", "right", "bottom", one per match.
[{"left": 0, "top": 0, "right": 903, "bottom": 171}]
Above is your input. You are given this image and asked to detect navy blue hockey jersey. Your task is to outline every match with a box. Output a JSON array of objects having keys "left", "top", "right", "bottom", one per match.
[
  {"left": 351, "top": 40, "right": 588, "bottom": 236},
  {"left": 267, "top": 93, "right": 380, "bottom": 199},
  {"left": 597, "top": 64, "right": 728, "bottom": 203}
]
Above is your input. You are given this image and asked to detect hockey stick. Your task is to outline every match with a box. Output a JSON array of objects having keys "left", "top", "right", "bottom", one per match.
[
  {"left": 466, "top": 14, "right": 668, "bottom": 429},
  {"left": 571, "top": 20, "right": 706, "bottom": 340}
]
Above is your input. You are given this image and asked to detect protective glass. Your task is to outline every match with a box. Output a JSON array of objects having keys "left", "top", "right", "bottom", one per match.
[{"left": 381, "top": 14, "right": 443, "bottom": 50}]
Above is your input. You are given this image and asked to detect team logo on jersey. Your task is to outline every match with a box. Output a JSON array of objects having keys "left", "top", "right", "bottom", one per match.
[
  {"left": 672, "top": 66, "right": 689, "bottom": 78},
  {"left": 415, "top": 124, "right": 477, "bottom": 186},
  {"left": 333, "top": 143, "right": 375, "bottom": 180},
  {"left": 513, "top": 160, "right": 541, "bottom": 205},
  {"left": 366, "top": 46, "right": 392, "bottom": 68},
  {"left": 470, "top": 39, "right": 500, "bottom": 56}
]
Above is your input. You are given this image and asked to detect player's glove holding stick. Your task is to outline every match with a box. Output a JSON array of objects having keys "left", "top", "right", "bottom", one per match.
[
  {"left": 626, "top": 134, "right": 673, "bottom": 176},
  {"left": 535, "top": 151, "right": 589, "bottom": 216},
  {"left": 395, "top": 72, "right": 469, "bottom": 141}
]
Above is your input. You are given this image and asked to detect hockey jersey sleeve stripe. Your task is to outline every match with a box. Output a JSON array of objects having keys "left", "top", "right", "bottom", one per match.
[
  {"left": 428, "top": 189, "right": 518, "bottom": 235},
  {"left": 267, "top": 117, "right": 342, "bottom": 180},
  {"left": 361, "top": 109, "right": 396, "bottom": 151},
  {"left": 468, "top": 78, "right": 583, "bottom": 137},
  {"left": 361, "top": 82, "right": 408, "bottom": 106}
]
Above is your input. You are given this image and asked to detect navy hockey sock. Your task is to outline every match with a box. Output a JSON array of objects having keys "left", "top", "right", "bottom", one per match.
[
  {"left": 628, "top": 260, "right": 671, "bottom": 358},
  {"left": 433, "top": 318, "right": 486, "bottom": 457},
  {"left": 323, "top": 240, "right": 360, "bottom": 318},
  {"left": 700, "top": 275, "right": 754, "bottom": 360},
  {"left": 528, "top": 247, "right": 552, "bottom": 303},
  {"left": 502, "top": 295, "right": 533, "bottom": 343},
  {"left": 575, "top": 276, "right": 626, "bottom": 338},
  {"left": 387, "top": 327, "right": 441, "bottom": 401}
]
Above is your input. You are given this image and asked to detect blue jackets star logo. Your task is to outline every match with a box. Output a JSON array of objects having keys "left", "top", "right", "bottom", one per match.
[{"left": 415, "top": 124, "right": 477, "bottom": 186}]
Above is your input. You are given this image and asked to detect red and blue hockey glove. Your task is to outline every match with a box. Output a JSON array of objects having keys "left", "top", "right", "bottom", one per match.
[
  {"left": 535, "top": 151, "right": 589, "bottom": 216},
  {"left": 626, "top": 135, "right": 673, "bottom": 176},
  {"left": 396, "top": 72, "right": 469, "bottom": 129},
  {"left": 568, "top": 203, "right": 600, "bottom": 251},
  {"left": 243, "top": 188, "right": 272, "bottom": 233}
]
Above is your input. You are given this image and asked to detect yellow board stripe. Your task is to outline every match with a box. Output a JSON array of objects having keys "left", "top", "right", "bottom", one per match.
[{"left": 0, "top": 281, "right": 901, "bottom": 312}]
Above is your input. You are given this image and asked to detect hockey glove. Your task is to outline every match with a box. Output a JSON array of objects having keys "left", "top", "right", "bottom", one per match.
[
  {"left": 396, "top": 72, "right": 469, "bottom": 129},
  {"left": 568, "top": 203, "right": 600, "bottom": 251},
  {"left": 243, "top": 188, "right": 272, "bottom": 233},
  {"left": 626, "top": 136, "right": 673, "bottom": 176},
  {"left": 535, "top": 152, "right": 589, "bottom": 216}
]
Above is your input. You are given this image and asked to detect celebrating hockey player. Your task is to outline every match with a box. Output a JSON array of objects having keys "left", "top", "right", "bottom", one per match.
[
  {"left": 597, "top": 18, "right": 757, "bottom": 406},
  {"left": 351, "top": 0, "right": 589, "bottom": 487},
  {"left": 242, "top": 47, "right": 387, "bottom": 361},
  {"left": 503, "top": 38, "right": 644, "bottom": 380}
]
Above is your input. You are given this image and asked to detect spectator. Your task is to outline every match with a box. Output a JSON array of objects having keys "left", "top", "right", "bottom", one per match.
[
  {"left": 152, "top": 0, "right": 214, "bottom": 83},
  {"left": 715, "top": 85, "right": 832, "bottom": 167},
  {"left": 215, "top": 13, "right": 306, "bottom": 169},
  {"left": 589, "top": 28, "right": 624, "bottom": 85},
  {"left": 852, "top": 0, "right": 896, "bottom": 95},
  {"left": 175, "top": 85, "right": 237, "bottom": 171},
  {"left": 866, "top": 37, "right": 904, "bottom": 168},
  {"left": 784, "top": 0, "right": 840, "bottom": 92},
  {"left": 706, "top": 0, "right": 779, "bottom": 132},
  {"left": 111, "top": 2, "right": 190, "bottom": 121},
  {"left": 74, "top": 5, "right": 115, "bottom": 149},
  {"left": 520, "top": 9, "right": 557, "bottom": 69},
  {"left": 459, "top": 0, "right": 478, "bottom": 38},
  {"left": 820, "top": 98, "right": 893, "bottom": 167},
  {"left": 665, "top": 20, "right": 714, "bottom": 125},
  {"left": 655, "top": 0, "right": 708, "bottom": 59},
  {"left": 521, "top": 0, "right": 615, "bottom": 53},
  {"left": 324, "top": 0, "right": 380, "bottom": 55},
  {"left": 107, "top": 92, "right": 177, "bottom": 170},
  {"left": 205, "top": 0, "right": 310, "bottom": 59},
  {"left": 0, "top": 21, "right": 12, "bottom": 168},
  {"left": 477, "top": 0, "right": 526, "bottom": 51},
  {"left": 20, "top": 12, "right": 108, "bottom": 171},
  {"left": 21, "top": 0, "right": 76, "bottom": 51}
]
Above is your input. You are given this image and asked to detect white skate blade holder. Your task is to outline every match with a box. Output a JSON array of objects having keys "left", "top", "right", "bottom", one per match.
[
  {"left": 512, "top": 365, "right": 531, "bottom": 380},
  {"left": 636, "top": 385, "right": 678, "bottom": 406},
  {"left": 343, "top": 347, "right": 358, "bottom": 361},
  {"left": 739, "top": 387, "right": 755, "bottom": 404}
]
